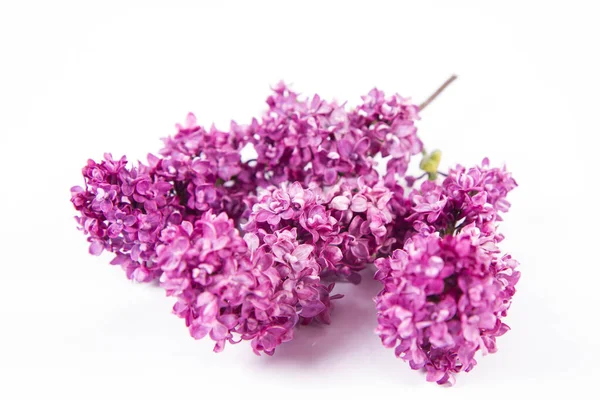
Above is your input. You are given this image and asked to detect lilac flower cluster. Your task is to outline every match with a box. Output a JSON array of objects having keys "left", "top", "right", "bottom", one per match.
[
  {"left": 247, "top": 82, "right": 421, "bottom": 187},
  {"left": 71, "top": 81, "right": 519, "bottom": 385},
  {"left": 374, "top": 226, "right": 519, "bottom": 385},
  {"left": 373, "top": 160, "right": 519, "bottom": 384},
  {"left": 70, "top": 154, "right": 181, "bottom": 282},
  {"left": 245, "top": 178, "right": 396, "bottom": 284},
  {"left": 156, "top": 211, "right": 330, "bottom": 354}
]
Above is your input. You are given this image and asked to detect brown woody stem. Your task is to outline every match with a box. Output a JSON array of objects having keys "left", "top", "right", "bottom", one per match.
[{"left": 418, "top": 75, "right": 458, "bottom": 111}]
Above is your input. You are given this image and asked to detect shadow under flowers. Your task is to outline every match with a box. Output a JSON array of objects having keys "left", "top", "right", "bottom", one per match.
[{"left": 256, "top": 269, "right": 384, "bottom": 367}]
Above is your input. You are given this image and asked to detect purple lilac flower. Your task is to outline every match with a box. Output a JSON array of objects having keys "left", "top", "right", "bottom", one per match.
[
  {"left": 374, "top": 226, "right": 520, "bottom": 385},
  {"left": 157, "top": 211, "right": 340, "bottom": 354},
  {"left": 71, "top": 153, "right": 182, "bottom": 282},
  {"left": 246, "top": 83, "right": 421, "bottom": 188},
  {"left": 157, "top": 211, "right": 255, "bottom": 352},
  {"left": 251, "top": 182, "right": 315, "bottom": 225},
  {"left": 245, "top": 177, "right": 399, "bottom": 283},
  {"left": 323, "top": 177, "right": 397, "bottom": 280},
  {"left": 349, "top": 88, "right": 423, "bottom": 183},
  {"left": 159, "top": 113, "right": 257, "bottom": 222},
  {"left": 407, "top": 159, "right": 517, "bottom": 236}
]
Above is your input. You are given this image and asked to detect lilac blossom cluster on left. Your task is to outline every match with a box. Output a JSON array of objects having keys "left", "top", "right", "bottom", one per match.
[{"left": 71, "top": 82, "right": 519, "bottom": 385}]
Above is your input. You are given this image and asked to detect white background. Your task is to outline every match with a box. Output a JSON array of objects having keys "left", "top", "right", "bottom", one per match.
[{"left": 1, "top": 1, "right": 598, "bottom": 398}]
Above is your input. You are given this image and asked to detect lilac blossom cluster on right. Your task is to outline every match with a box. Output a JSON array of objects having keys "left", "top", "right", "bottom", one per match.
[{"left": 374, "top": 159, "right": 519, "bottom": 385}]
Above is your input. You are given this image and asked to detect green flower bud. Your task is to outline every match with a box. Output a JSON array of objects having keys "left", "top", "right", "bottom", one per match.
[{"left": 419, "top": 149, "right": 442, "bottom": 178}]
